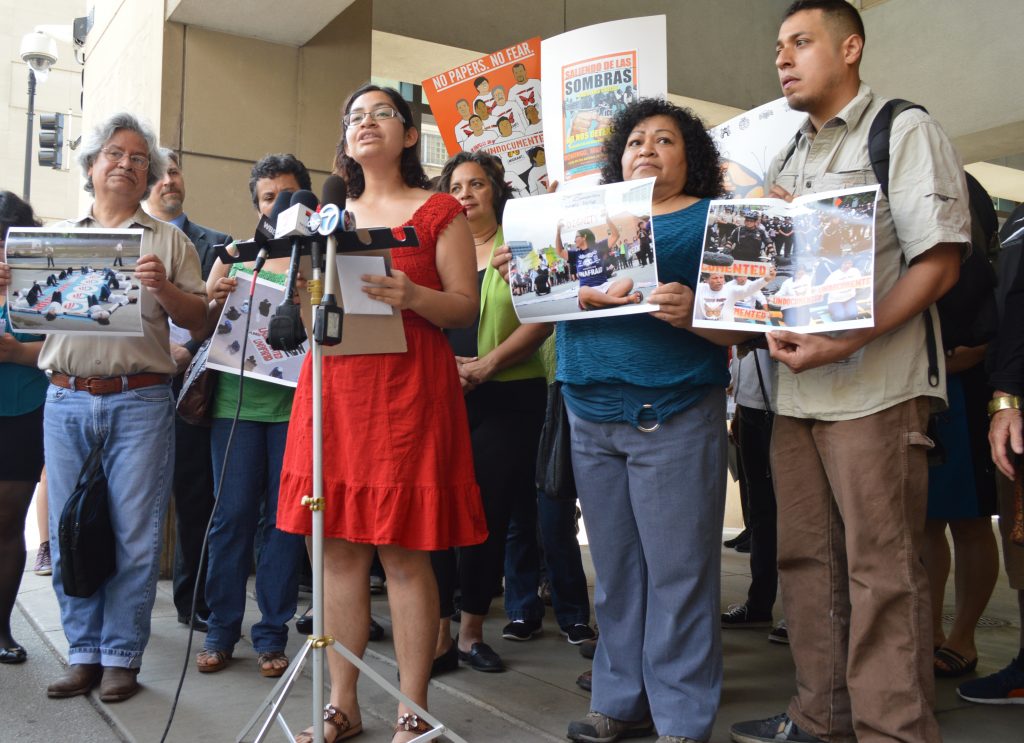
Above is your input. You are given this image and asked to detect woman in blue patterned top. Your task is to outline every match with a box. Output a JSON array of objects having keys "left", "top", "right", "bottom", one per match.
[
  {"left": 560, "top": 98, "right": 756, "bottom": 743},
  {"left": 497, "top": 99, "right": 755, "bottom": 743}
]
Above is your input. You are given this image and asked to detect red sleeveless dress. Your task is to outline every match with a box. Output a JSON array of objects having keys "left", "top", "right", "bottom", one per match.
[{"left": 277, "top": 193, "right": 487, "bottom": 550}]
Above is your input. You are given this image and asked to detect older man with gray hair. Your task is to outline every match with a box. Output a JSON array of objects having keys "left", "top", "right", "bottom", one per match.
[{"left": 0, "top": 112, "right": 207, "bottom": 702}]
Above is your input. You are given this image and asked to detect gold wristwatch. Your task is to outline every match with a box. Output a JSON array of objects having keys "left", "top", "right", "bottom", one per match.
[{"left": 987, "top": 395, "right": 1023, "bottom": 417}]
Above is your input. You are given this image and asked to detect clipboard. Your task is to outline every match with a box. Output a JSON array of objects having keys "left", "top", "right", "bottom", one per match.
[{"left": 297, "top": 248, "right": 407, "bottom": 356}]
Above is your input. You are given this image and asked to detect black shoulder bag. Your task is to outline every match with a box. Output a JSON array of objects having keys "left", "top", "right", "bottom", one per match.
[
  {"left": 535, "top": 381, "right": 578, "bottom": 501},
  {"left": 58, "top": 444, "right": 116, "bottom": 598}
]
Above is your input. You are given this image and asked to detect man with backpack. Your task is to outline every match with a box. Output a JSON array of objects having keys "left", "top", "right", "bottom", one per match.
[{"left": 730, "top": 2, "right": 970, "bottom": 742}]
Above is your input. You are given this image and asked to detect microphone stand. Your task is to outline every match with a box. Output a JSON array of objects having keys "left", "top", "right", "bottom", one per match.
[{"left": 235, "top": 226, "right": 466, "bottom": 743}]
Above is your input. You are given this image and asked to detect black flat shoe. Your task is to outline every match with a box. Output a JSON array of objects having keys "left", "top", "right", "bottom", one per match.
[
  {"left": 398, "top": 639, "right": 458, "bottom": 682},
  {"left": 369, "top": 618, "right": 385, "bottom": 642},
  {"left": 431, "top": 641, "right": 459, "bottom": 677},
  {"left": 723, "top": 529, "right": 750, "bottom": 548},
  {"left": 295, "top": 607, "right": 313, "bottom": 635},
  {"left": 178, "top": 614, "right": 209, "bottom": 633},
  {"left": 0, "top": 643, "right": 27, "bottom": 664},
  {"left": 458, "top": 641, "right": 505, "bottom": 672}
]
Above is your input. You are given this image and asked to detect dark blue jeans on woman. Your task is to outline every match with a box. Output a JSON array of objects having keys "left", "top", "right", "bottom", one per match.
[
  {"left": 504, "top": 490, "right": 591, "bottom": 629},
  {"left": 204, "top": 418, "right": 304, "bottom": 654}
]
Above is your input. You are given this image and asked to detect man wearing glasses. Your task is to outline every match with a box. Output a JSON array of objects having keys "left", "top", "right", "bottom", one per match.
[{"left": 0, "top": 112, "right": 207, "bottom": 703}]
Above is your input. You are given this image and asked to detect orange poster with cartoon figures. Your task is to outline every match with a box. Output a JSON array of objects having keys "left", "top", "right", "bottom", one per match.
[{"left": 423, "top": 37, "right": 548, "bottom": 197}]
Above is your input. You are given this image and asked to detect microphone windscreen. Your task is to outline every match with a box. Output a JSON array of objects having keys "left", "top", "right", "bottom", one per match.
[
  {"left": 270, "top": 190, "right": 295, "bottom": 223},
  {"left": 290, "top": 189, "right": 320, "bottom": 210},
  {"left": 320, "top": 175, "right": 347, "bottom": 211}
]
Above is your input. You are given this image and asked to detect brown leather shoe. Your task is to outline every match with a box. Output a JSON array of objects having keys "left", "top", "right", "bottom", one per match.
[
  {"left": 99, "top": 666, "right": 140, "bottom": 703},
  {"left": 47, "top": 663, "right": 103, "bottom": 698}
]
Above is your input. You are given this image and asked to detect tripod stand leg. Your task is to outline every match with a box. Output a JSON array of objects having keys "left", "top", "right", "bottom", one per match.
[{"left": 236, "top": 639, "right": 314, "bottom": 743}]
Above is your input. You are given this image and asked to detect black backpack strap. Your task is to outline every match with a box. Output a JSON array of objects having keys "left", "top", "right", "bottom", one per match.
[
  {"left": 923, "top": 307, "right": 941, "bottom": 387},
  {"left": 778, "top": 133, "right": 800, "bottom": 177},
  {"left": 868, "top": 98, "right": 943, "bottom": 387},
  {"left": 964, "top": 171, "right": 999, "bottom": 255},
  {"left": 867, "top": 99, "right": 927, "bottom": 199},
  {"left": 752, "top": 350, "right": 772, "bottom": 413}
]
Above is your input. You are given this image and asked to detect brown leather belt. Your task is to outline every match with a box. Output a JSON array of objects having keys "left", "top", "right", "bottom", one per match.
[{"left": 49, "top": 372, "right": 170, "bottom": 396}]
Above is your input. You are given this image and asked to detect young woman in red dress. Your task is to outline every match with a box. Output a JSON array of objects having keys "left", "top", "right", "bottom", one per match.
[{"left": 277, "top": 84, "right": 487, "bottom": 743}]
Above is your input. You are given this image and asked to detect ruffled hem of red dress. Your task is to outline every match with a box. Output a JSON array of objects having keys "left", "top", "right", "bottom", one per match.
[{"left": 277, "top": 472, "right": 487, "bottom": 552}]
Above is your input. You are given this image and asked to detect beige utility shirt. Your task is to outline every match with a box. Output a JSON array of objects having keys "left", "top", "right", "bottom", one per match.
[
  {"left": 37, "top": 207, "right": 206, "bottom": 377},
  {"left": 765, "top": 83, "right": 971, "bottom": 421}
]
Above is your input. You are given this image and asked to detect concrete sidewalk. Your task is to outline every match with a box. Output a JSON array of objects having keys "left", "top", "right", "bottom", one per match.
[{"left": 8, "top": 540, "right": 1024, "bottom": 742}]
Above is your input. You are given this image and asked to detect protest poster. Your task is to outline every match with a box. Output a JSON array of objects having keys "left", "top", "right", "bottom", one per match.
[
  {"left": 206, "top": 271, "right": 307, "bottom": 387},
  {"left": 693, "top": 185, "right": 879, "bottom": 334},
  {"left": 709, "top": 97, "right": 806, "bottom": 200},
  {"left": 4, "top": 227, "right": 144, "bottom": 335},
  {"left": 423, "top": 38, "right": 548, "bottom": 197},
  {"left": 541, "top": 16, "right": 667, "bottom": 190},
  {"left": 502, "top": 177, "right": 657, "bottom": 323}
]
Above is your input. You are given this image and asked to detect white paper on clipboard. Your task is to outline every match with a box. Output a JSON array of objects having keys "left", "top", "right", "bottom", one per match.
[{"left": 336, "top": 255, "right": 395, "bottom": 316}]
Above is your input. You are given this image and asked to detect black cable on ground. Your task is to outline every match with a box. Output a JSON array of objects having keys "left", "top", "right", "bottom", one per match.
[{"left": 159, "top": 270, "right": 263, "bottom": 743}]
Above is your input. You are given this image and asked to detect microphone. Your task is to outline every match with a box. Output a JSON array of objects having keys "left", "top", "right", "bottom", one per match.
[
  {"left": 314, "top": 174, "right": 349, "bottom": 267},
  {"left": 313, "top": 175, "right": 347, "bottom": 346},
  {"left": 317, "top": 175, "right": 348, "bottom": 235},
  {"left": 320, "top": 175, "right": 346, "bottom": 208},
  {"left": 254, "top": 190, "right": 295, "bottom": 273},
  {"left": 268, "top": 190, "right": 319, "bottom": 351},
  {"left": 274, "top": 191, "right": 318, "bottom": 240},
  {"left": 283, "top": 189, "right": 320, "bottom": 291}
]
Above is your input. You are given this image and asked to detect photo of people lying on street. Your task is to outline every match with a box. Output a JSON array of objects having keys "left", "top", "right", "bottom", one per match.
[{"left": 3, "top": 227, "right": 144, "bottom": 335}]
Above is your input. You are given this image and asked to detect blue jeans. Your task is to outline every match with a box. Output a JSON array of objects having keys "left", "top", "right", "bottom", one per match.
[
  {"left": 44, "top": 382, "right": 175, "bottom": 669},
  {"left": 568, "top": 389, "right": 727, "bottom": 741},
  {"left": 504, "top": 491, "right": 590, "bottom": 628},
  {"left": 205, "top": 418, "right": 303, "bottom": 654}
]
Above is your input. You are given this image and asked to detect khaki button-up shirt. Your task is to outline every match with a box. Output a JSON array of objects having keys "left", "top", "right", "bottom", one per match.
[
  {"left": 765, "top": 83, "right": 970, "bottom": 421},
  {"left": 37, "top": 206, "right": 206, "bottom": 377}
]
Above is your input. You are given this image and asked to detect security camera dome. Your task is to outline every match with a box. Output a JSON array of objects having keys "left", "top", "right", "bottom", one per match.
[{"left": 20, "top": 31, "right": 58, "bottom": 75}]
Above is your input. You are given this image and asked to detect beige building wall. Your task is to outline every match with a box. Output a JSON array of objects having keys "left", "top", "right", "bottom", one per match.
[
  {"left": 81, "top": 0, "right": 164, "bottom": 129},
  {"left": 1, "top": 0, "right": 86, "bottom": 224},
  {"left": 860, "top": 0, "right": 1024, "bottom": 167},
  {"left": 157, "top": 0, "right": 371, "bottom": 239},
  {"left": 79, "top": 0, "right": 168, "bottom": 214}
]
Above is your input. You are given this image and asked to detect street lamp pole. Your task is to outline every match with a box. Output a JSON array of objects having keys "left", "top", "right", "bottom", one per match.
[
  {"left": 20, "top": 29, "right": 59, "bottom": 202},
  {"left": 24, "top": 68, "right": 37, "bottom": 201}
]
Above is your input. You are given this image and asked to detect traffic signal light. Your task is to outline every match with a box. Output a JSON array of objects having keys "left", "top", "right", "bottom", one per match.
[{"left": 38, "top": 113, "right": 65, "bottom": 169}]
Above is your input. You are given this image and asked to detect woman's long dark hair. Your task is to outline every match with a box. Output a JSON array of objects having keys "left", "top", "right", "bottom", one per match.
[
  {"left": 600, "top": 98, "right": 724, "bottom": 198},
  {"left": 435, "top": 151, "right": 512, "bottom": 222},
  {"left": 0, "top": 191, "right": 42, "bottom": 237},
  {"left": 333, "top": 84, "right": 430, "bottom": 198}
]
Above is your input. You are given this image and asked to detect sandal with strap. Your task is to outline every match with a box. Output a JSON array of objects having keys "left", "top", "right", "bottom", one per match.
[
  {"left": 295, "top": 704, "right": 363, "bottom": 743},
  {"left": 393, "top": 713, "right": 432, "bottom": 742},
  {"left": 257, "top": 650, "right": 289, "bottom": 678},
  {"left": 934, "top": 647, "right": 978, "bottom": 678},
  {"left": 195, "top": 648, "right": 232, "bottom": 673}
]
